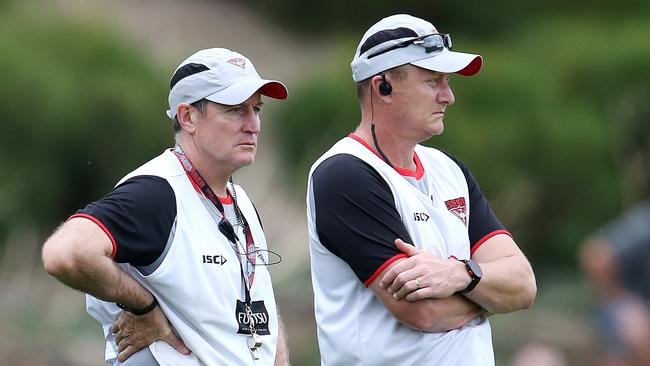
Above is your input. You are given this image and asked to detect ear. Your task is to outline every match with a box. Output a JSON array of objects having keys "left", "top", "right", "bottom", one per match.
[
  {"left": 176, "top": 103, "right": 196, "bottom": 134},
  {"left": 370, "top": 74, "right": 392, "bottom": 101},
  {"left": 370, "top": 75, "right": 382, "bottom": 95}
]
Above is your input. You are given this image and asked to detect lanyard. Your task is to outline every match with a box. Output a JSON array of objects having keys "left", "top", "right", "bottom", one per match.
[{"left": 172, "top": 145, "right": 257, "bottom": 301}]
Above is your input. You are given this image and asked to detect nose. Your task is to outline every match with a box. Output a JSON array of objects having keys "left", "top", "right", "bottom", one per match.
[
  {"left": 437, "top": 80, "right": 455, "bottom": 106},
  {"left": 242, "top": 108, "right": 261, "bottom": 134}
]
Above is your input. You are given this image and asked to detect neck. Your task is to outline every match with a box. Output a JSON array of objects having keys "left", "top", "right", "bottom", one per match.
[
  {"left": 354, "top": 117, "right": 417, "bottom": 170},
  {"left": 176, "top": 139, "right": 231, "bottom": 197}
]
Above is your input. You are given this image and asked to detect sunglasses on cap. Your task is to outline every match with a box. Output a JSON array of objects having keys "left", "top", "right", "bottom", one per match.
[{"left": 367, "top": 33, "right": 453, "bottom": 59}]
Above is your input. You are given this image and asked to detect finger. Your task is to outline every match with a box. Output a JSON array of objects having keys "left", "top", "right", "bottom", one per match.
[
  {"left": 165, "top": 333, "right": 191, "bottom": 355},
  {"left": 386, "top": 267, "right": 420, "bottom": 294},
  {"left": 117, "top": 345, "right": 138, "bottom": 363},
  {"left": 395, "top": 239, "right": 421, "bottom": 256},
  {"left": 405, "top": 288, "right": 429, "bottom": 301},
  {"left": 379, "top": 259, "right": 416, "bottom": 288},
  {"left": 117, "top": 337, "right": 130, "bottom": 352},
  {"left": 392, "top": 278, "right": 420, "bottom": 300},
  {"left": 110, "top": 320, "right": 120, "bottom": 334},
  {"left": 114, "top": 331, "right": 123, "bottom": 345}
]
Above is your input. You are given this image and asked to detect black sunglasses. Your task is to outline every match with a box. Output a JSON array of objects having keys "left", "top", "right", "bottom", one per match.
[{"left": 368, "top": 33, "right": 453, "bottom": 59}]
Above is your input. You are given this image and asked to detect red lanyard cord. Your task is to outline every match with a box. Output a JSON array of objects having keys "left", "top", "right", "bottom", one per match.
[{"left": 172, "top": 145, "right": 256, "bottom": 297}]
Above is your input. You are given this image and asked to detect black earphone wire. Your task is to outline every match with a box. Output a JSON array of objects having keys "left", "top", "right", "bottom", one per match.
[
  {"left": 371, "top": 75, "right": 395, "bottom": 169},
  {"left": 226, "top": 176, "right": 282, "bottom": 266}
]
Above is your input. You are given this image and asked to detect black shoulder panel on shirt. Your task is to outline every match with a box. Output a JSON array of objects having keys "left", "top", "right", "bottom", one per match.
[
  {"left": 440, "top": 151, "right": 506, "bottom": 247},
  {"left": 79, "top": 175, "right": 176, "bottom": 266},
  {"left": 311, "top": 154, "right": 413, "bottom": 284}
]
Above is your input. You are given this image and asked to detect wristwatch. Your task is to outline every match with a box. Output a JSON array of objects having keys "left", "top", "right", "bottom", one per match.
[
  {"left": 458, "top": 259, "right": 482, "bottom": 294},
  {"left": 116, "top": 296, "right": 158, "bottom": 316}
]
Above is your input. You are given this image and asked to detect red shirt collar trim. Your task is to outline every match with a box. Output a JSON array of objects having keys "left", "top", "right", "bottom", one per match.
[
  {"left": 348, "top": 133, "right": 424, "bottom": 179},
  {"left": 218, "top": 193, "right": 233, "bottom": 205}
]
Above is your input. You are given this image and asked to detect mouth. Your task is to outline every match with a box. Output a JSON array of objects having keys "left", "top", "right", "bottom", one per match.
[{"left": 238, "top": 142, "right": 257, "bottom": 148}]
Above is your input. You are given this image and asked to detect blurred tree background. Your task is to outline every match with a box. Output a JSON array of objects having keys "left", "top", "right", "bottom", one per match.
[
  {"left": 0, "top": 2, "right": 171, "bottom": 248},
  {"left": 0, "top": 0, "right": 648, "bottom": 365}
]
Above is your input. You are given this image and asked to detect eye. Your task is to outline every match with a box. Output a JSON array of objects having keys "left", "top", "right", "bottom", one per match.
[
  {"left": 429, "top": 75, "right": 448, "bottom": 86},
  {"left": 253, "top": 106, "right": 262, "bottom": 115}
]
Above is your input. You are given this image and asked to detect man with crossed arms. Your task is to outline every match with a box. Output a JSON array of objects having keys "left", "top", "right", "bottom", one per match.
[{"left": 307, "top": 14, "right": 536, "bottom": 365}]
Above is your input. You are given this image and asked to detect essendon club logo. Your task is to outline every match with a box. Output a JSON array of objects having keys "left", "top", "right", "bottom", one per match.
[
  {"left": 445, "top": 197, "right": 467, "bottom": 225},
  {"left": 227, "top": 57, "right": 246, "bottom": 69}
]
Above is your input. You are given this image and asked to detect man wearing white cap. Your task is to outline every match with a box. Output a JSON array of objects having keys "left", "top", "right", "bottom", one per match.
[
  {"left": 42, "top": 48, "right": 290, "bottom": 365},
  {"left": 307, "top": 14, "right": 536, "bottom": 365}
]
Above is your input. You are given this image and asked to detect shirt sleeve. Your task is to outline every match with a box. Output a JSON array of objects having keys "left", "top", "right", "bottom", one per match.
[
  {"left": 74, "top": 175, "right": 177, "bottom": 266},
  {"left": 311, "top": 154, "right": 413, "bottom": 286},
  {"left": 442, "top": 152, "right": 509, "bottom": 253}
]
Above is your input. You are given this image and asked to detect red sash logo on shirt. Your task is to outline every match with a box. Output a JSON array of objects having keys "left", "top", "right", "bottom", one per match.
[{"left": 445, "top": 197, "right": 467, "bottom": 226}]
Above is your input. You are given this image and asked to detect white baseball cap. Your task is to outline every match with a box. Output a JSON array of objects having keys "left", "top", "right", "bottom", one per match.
[
  {"left": 351, "top": 14, "right": 483, "bottom": 82},
  {"left": 167, "top": 48, "right": 288, "bottom": 119}
]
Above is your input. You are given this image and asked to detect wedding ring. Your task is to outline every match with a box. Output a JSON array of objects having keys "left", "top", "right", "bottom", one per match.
[{"left": 415, "top": 279, "right": 420, "bottom": 289}]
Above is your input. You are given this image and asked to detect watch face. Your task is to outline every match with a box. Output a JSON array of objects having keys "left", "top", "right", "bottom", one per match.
[{"left": 468, "top": 260, "right": 482, "bottom": 278}]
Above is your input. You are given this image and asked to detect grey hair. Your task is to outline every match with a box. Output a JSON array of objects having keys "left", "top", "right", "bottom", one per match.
[{"left": 173, "top": 99, "right": 210, "bottom": 133}]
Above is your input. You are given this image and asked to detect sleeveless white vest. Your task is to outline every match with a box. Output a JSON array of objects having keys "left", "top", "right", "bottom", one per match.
[
  {"left": 307, "top": 137, "right": 494, "bottom": 366},
  {"left": 87, "top": 150, "right": 278, "bottom": 366}
]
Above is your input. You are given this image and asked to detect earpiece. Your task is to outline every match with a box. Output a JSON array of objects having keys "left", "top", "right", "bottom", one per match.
[
  {"left": 378, "top": 74, "right": 392, "bottom": 96},
  {"left": 369, "top": 75, "right": 395, "bottom": 168}
]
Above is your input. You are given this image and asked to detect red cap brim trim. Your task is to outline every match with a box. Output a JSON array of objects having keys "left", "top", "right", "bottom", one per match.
[
  {"left": 457, "top": 56, "right": 483, "bottom": 76},
  {"left": 260, "top": 81, "right": 288, "bottom": 100}
]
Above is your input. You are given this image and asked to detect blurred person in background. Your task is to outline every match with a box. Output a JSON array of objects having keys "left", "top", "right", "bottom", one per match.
[
  {"left": 580, "top": 199, "right": 650, "bottom": 366},
  {"left": 42, "top": 48, "right": 290, "bottom": 365},
  {"left": 510, "top": 341, "right": 568, "bottom": 366},
  {"left": 306, "top": 14, "right": 536, "bottom": 365}
]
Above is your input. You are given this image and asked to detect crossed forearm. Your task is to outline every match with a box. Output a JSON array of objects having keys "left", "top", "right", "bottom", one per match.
[
  {"left": 371, "top": 281, "right": 483, "bottom": 332},
  {"left": 463, "top": 254, "right": 536, "bottom": 314}
]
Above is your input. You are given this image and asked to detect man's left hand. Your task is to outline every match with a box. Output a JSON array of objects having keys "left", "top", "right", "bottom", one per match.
[
  {"left": 379, "top": 239, "right": 469, "bottom": 301},
  {"left": 111, "top": 306, "right": 191, "bottom": 362}
]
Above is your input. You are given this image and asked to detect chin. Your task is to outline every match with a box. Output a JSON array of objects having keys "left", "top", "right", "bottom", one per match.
[
  {"left": 236, "top": 154, "right": 256, "bottom": 168},
  {"left": 429, "top": 120, "right": 445, "bottom": 136}
]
